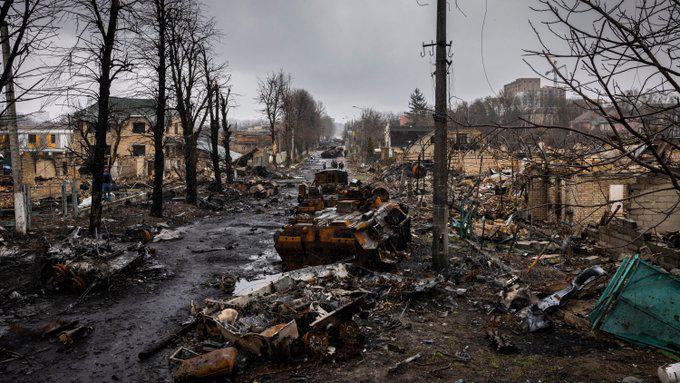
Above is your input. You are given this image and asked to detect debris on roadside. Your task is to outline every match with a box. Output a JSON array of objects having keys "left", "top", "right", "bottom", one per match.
[
  {"left": 590, "top": 255, "right": 679, "bottom": 353},
  {"left": 153, "top": 228, "right": 184, "bottom": 242},
  {"left": 46, "top": 240, "right": 150, "bottom": 291},
  {"left": 518, "top": 265, "right": 606, "bottom": 332},
  {"left": 157, "top": 261, "right": 453, "bottom": 381},
  {"left": 388, "top": 353, "right": 422, "bottom": 375},
  {"left": 658, "top": 362, "right": 680, "bottom": 383}
]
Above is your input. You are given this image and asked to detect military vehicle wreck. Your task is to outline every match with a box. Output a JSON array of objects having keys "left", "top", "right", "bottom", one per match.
[{"left": 274, "top": 201, "right": 411, "bottom": 270}]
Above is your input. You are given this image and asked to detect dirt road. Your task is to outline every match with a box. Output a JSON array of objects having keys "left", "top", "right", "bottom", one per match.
[{"left": 0, "top": 156, "right": 329, "bottom": 382}]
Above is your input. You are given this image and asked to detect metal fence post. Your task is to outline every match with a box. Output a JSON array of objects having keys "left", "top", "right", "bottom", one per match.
[
  {"left": 71, "top": 179, "right": 79, "bottom": 218},
  {"left": 61, "top": 180, "right": 68, "bottom": 218}
]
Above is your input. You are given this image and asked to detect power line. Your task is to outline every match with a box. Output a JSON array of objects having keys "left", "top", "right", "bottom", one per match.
[{"left": 480, "top": 0, "right": 497, "bottom": 96}]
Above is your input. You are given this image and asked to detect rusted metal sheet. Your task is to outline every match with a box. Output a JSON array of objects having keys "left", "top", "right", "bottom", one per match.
[{"left": 172, "top": 347, "right": 238, "bottom": 381}]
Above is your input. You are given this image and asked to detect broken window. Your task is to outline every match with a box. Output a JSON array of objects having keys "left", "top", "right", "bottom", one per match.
[
  {"left": 132, "top": 144, "right": 146, "bottom": 157},
  {"left": 132, "top": 122, "right": 146, "bottom": 134},
  {"left": 609, "top": 184, "right": 624, "bottom": 213}
]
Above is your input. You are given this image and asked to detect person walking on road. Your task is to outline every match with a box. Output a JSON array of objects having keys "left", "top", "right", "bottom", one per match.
[{"left": 102, "top": 167, "right": 114, "bottom": 202}]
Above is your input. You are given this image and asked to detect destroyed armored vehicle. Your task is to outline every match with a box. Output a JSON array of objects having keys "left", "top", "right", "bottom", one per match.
[
  {"left": 274, "top": 201, "right": 411, "bottom": 270},
  {"left": 296, "top": 177, "right": 389, "bottom": 215},
  {"left": 320, "top": 146, "right": 344, "bottom": 159},
  {"left": 313, "top": 169, "right": 349, "bottom": 194},
  {"left": 296, "top": 183, "right": 327, "bottom": 215}
]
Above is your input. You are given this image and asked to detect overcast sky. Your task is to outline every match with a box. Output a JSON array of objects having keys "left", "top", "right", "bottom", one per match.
[
  {"left": 14, "top": 0, "right": 558, "bottom": 124},
  {"left": 204, "top": 0, "right": 548, "bottom": 123}
]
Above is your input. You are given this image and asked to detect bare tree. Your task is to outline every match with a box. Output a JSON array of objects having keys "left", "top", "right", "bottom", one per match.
[
  {"left": 143, "top": 0, "right": 169, "bottom": 217},
  {"left": 219, "top": 85, "right": 233, "bottom": 182},
  {"left": 200, "top": 45, "right": 227, "bottom": 190},
  {"left": 346, "top": 108, "right": 387, "bottom": 161},
  {"left": 1, "top": 0, "right": 63, "bottom": 233},
  {"left": 257, "top": 69, "right": 289, "bottom": 166},
  {"left": 166, "top": 0, "right": 212, "bottom": 204},
  {"left": 283, "top": 88, "right": 323, "bottom": 164},
  {"left": 526, "top": 0, "right": 680, "bottom": 191},
  {"left": 66, "top": 0, "right": 135, "bottom": 234}
]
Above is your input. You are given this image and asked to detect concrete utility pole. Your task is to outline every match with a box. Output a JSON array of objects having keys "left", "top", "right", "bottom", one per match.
[
  {"left": 1, "top": 23, "right": 28, "bottom": 234},
  {"left": 431, "top": 0, "right": 449, "bottom": 270}
]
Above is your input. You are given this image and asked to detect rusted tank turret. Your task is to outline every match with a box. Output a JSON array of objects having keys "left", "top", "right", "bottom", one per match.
[{"left": 274, "top": 201, "right": 411, "bottom": 270}]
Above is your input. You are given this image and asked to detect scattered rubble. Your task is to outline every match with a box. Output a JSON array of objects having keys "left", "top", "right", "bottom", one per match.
[{"left": 44, "top": 226, "right": 155, "bottom": 291}]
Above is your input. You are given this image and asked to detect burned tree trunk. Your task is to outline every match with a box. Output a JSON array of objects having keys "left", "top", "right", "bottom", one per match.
[
  {"left": 166, "top": 0, "right": 212, "bottom": 205},
  {"left": 201, "top": 47, "right": 221, "bottom": 190},
  {"left": 219, "top": 88, "right": 233, "bottom": 183},
  {"left": 183, "top": 129, "right": 198, "bottom": 204},
  {"left": 150, "top": 0, "right": 167, "bottom": 217},
  {"left": 89, "top": 1, "right": 121, "bottom": 235},
  {"left": 0, "top": 22, "right": 27, "bottom": 234},
  {"left": 210, "top": 83, "right": 222, "bottom": 188}
]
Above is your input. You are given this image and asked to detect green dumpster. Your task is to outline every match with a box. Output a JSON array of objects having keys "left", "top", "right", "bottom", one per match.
[{"left": 589, "top": 254, "right": 679, "bottom": 353}]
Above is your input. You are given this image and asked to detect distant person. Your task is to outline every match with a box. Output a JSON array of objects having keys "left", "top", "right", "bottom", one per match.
[
  {"left": 322, "top": 162, "right": 327, "bottom": 170},
  {"left": 339, "top": 162, "right": 344, "bottom": 170},
  {"left": 331, "top": 160, "right": 338, "bottom": 169},
  {"left": 102, "top": 167, "right": 113, "bottom": 201}
]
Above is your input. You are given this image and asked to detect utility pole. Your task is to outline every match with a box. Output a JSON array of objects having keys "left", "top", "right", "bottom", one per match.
[
  {"left": 1, "top": 23, "right": 28, "bottom": 234},
  {"left": 431, "top": 0, "right": 449, "bottom": 270}
]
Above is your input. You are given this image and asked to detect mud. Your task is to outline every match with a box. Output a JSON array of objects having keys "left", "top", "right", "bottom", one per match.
[
  {"left": 0, "top": 157, "right": 322, "bottom": 382},
  {"left": 0, "top": 153, "right": 671, "bottom": 383}
]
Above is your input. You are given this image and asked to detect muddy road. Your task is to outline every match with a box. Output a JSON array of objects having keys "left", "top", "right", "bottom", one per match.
[{"left": 0, "top": 155, "right": 333, "bottom": 382}]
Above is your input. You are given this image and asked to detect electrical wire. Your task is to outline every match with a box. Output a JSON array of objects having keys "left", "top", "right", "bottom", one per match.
[{"left": 480, "top": 0, "right": 497, "bottom": 96}]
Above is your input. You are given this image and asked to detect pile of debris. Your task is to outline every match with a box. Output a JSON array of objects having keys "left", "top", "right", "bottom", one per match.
[
  {"left": 42, "top": 226, "right": 166, "bottom": 291},
  {"left": 229, "top": 179, "right": 279, "bottom": 199},
  {"left": 156, "top": 263, "right": 445, "bottom": 381},
  {"left": 199, "top": 180, "right": 280, "bottom": 210}
]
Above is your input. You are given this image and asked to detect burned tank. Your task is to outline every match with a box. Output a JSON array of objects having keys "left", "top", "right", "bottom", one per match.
[
  {"left": 320, "top": 146, "right": 344, "bottom": 159},
  {"left": 274, "top": 201, "right": 411, "bottom": 270},
  {"left": 296, "top": 175, "right": 389, "bottom": 216}
]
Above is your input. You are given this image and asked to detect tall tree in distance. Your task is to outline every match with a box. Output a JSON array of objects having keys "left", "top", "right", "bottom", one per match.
[
  {"left": 406, "top": 88, "right": 429, "bottom": 125},
  {"left": 257, "top": 69, "right": 289, "bottom": 166},
  {"left": 149, "top": 0, "right": 168, "bottom": 217},
  {"left": 67, "top": 0, "right": 134, "bottom": 235},
  {"left": 166, "top": 0, "right": 212, "bottom": 204},
  {"left": 200, "top": 46, "right": 227, "bottom": 190}
]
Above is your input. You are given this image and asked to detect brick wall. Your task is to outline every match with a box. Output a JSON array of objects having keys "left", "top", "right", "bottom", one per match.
[
  {"left": 627, "top": 176, "right": 680, "bottom": 234},
  {"left": 527, "top": 175, "right": 549, "bottom": 221},
  {"left": 527, "top": 172, "right": 633, "bottom": 227},
  {"left": 450, "top": 152, "right": 518, "bottom": 175},
  {"left": 563, "top": 176, "right": 631, "bottom": 227}
]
